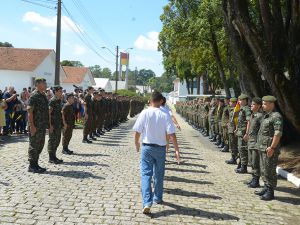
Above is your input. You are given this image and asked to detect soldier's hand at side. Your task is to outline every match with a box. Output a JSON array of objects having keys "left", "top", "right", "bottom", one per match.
[
  {"left": 243, "top": 134, "right": 249, "bottom": 142},
  {"left": 266, "top": 147, "right": 274, "bottom": 158},
  {"left": 30, "top": 126, "right": 37, "bottom": 136}
]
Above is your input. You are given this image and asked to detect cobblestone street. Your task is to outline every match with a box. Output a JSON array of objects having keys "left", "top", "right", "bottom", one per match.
[{"left": 0, "top": 114, "right": 300, "bottom": 225}]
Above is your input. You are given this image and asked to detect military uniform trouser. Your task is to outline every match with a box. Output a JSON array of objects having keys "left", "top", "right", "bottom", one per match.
[
  {"left": 249, "top": 148, "right": 260, "bottom": 177},
  {"left": 238, "top": 136, "right": 248, "bottom": 165},
  {"left": 209, "top": 121, "right": 215, "bottom": 136},
  {"left": 62, "top": 126, "right": 73, "bottom": 147},
  {"left": 204, "top": 118, "right": 209, "bottom": 133},
  {"left": 83, "top": 115, "right": 93, "bottom": 137},
  {"left": 92, "top": 114, "right": 99, "bottom": 132},
  {"left": 214, "top": 122, "right": 219, "bottom": 134},
  {"left": 28, "top": 127, "right": 46, "bottom": 163},
  {"left": 228, "top": 133, "right": 238, "bottom": 158},
  {"left": 259, "top": 150, "right": 279, "bottom": 188},
  {"left": 222, "top": 126, "right": 228, "bottom": 145},
  {"left": 48, "top": 127, "right": 62, "bottom": 154},
  {"left": 218, "top": 122, "right": 222, "bottom": 137}
]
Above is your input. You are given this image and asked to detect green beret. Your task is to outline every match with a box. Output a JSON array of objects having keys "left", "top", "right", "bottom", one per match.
[
  {"left": 262, "top": 95, "right": 277, "bottom": 102},
  {"left": 35, "top": 77, "right": 46, "bottom": 84},
  {"left": 252, "top": 97, "right": 262, "bottom": 105},
  {"left": 52, "top": 85, "right": 63, "bottom": 91},
  {"left": 238, "top": 93, "right": 248, "bottom": 100},
  {"left": 230, "top": 97, "right": 237, "bottom": 102}
]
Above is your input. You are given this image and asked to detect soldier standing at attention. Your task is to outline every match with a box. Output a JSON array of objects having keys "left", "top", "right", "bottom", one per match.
[
  {"left": 225, "top": 98, "right": 238, "bottom": 165},
  {"left": 220, "top": 97, "right": 230, "bottom": 152},
  {"left": 27, "top": 78, "right": 49, "bottom": 173},
  {"left": 255, "top": 96, "right": 283, "bottom": 201},
  {"left": 208, "top": 97, "right": 217, "bottom": 141},
  {"left": 83, "top": 87, "right": 94, "bottom": 143},
  {"left": 235, "top": 94, "right": 251, "bottom": 174},
  {"left": 244, "top": 97, "right": 263, "bottom": 188},
  {"left": 62, "top": 93, "right": 75, "bottom": 155},
  {"left": 48, "top": 86, "right": 64, "bottom": 164}
]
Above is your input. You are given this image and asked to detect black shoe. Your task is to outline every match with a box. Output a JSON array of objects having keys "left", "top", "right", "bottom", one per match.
[
  {"left": 260, "top": 187, "right": 274, "bottom": 201},
  {"left": 225, "top": 158, "right": 237, "bottom": 164},
  {"left": 94, "top": 132, "right": 100, "bottom": 137},
  {"left": 28, "top": 162, "right": 42, "bottom": 173},
  {"left": 235, "top": 163, "right": 247, "bottom": 173},
  {"left": 248, "top": 176, "right": 260, "bottom": 188},
  {"left": 215, "top": 140, "right": 221, "bottom": 146},
  {"left": 221, "top": 145, "right": 229, "bottom": 152},
  {"left": 255, "top": 185, "right": 267, "bottom": 196},
  {"left": 90, "top": 136, "right": 97, "bottom": 141},
  {"left": 49, "top": 158, "right": 63, "bottom": 164},
  {"left": 36, "top": 164, "right": 46, "bottom": 173},
  {"left": 82, "top": 139, "right": 92, "bottom": 143}
]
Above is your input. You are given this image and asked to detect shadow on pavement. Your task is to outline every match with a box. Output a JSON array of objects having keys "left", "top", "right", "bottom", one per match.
[
  {"left": 0, "top": 135, "right": 28, "bottom": 147},
  {"left": 63, "top": 161, "right": 109, "bottom": 167},
  {"left": 151, "top": 201, "right": 239, "bottom": 221},
  {"left": 0, "top": 181, "right": 10, "bottom": 186},
  {"left": 44, "top": 170, "right": 104, "bottom": 180},
  {"left": 178, "top": 162, "right": 207, "bottom": 169},
  {"left": 165, "top": 176, "right": 213, "bottom": 185},
  {"left": 275, "top": 196, "right": 300, "bottom": 205},
  {"left": 165, "top": 167, "right": 210, "bottom": 174},
  {"left": 73, "top": 153, "right": 110, "bottom": 157},
  {"left": 179, "top": 156, "right": 203, "bottom": 161},
  {"left": 164, "top": 188, "right": 222, "bottom": 200}
]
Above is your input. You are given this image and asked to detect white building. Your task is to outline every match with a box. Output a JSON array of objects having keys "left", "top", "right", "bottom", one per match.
[
  {"left": 169, "top": 78, "right": 203, "bottom": 104},
  {"left": 93, "top": 78, "right": 112, "bottom": 92},
  {"left": 61, "top": 66, "right": 96, "bottom": 92},
  {"left": 110, "top": 80, "right": 126, "bottom": 92},
  {"left": 0, "top": 47, "right": 66, "bottom": 92},
  {"left": 136, "top": 85, "right": 152, "bottom": 94}
]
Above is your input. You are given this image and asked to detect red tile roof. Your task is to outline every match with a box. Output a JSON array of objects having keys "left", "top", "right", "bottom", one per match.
[
  {"left": 62, "top": 66, "right": 89, "bottom": 84},
  {"left": 0, "top": 47, "right": 52, "bottom": 71}
]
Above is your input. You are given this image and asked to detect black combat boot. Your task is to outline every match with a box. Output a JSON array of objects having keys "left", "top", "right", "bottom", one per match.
[
  {"left": 236, "top": 163, "right": 247, "bottom": 173},
  {"left": 82, "top": 137, "right": 92, "bottom": 143},
  {"left": 255, "top": 185, "right": 267, "bottom": 196},
  {"left": 210, "top": 135, "right": 217, "bottom": 142},
  {"left": 225, "top": 157, "right": 237, "bottom": 164},
  {"left": 49, "top": 153, "right": 63, "bottom": 164},
  {"left": 221, "top": 145, "right": 229, "bottom": 152},
  {"left": 62, "top": 146, "right": 73, "bottom": 155},
  {"left": 94, "top": 132, "right": 100, "bottom": 137},
  {"left": 28, "top": 161, "right": 40, "bottom": 173},
  {"left": 36, "top": 163, "right": 47, "bottom": 173},
  {"left": 218, "top": 142, "right": 224, "bottom": 148},
  {"left": 89, "top": 134, "right": 97, "bottom": 141},
  {"left": 260, "top": 186, "right": 274, "bottom": 201},
  {"left": 248, "top": 176, "right": 260, "bottom": 188}
]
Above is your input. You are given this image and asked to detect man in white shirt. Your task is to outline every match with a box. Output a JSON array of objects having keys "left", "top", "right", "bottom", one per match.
[{"left": 133, "top": 91, "right": 180, "bottom": 214}]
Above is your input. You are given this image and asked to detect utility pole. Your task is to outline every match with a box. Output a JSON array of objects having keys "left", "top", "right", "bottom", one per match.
[
  {"left": 115, "top": 46, "right": 119, "bottom": 92},
  {"left": 54, "top": 0, "right": 62, "bottom": 85}
]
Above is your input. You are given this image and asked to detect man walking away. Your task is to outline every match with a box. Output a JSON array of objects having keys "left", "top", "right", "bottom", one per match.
[{"left": 133, "top": 91, "right": 180, "bottom": 214}]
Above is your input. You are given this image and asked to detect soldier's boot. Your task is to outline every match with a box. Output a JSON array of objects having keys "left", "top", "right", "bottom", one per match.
[
  {"left": 89, "top": 134, "right": 97, "bottom": 141},
  {"left": 28, "top": 162, "right": 41, "bottom": 173},
  {"left": 225, "top": 157, "right": 237, "bottom": 164},
  {"left": 210, "top": 135, "right": 217, "bottom": 142},
  {"left": 49, "top": 153, "right": 63, "bottom": 164},
  {"left": 260, "top": 186, "right": 274, "bottom": 201},
  {"left": 234, "top": 162, "right": 241, "bottom": 171},
  {"left": 82, "top": 136, "right": 92, "bottom": 144},
  {"left": 248, "top": 176, "right": 260, "bottom": 188},
  {"left": 94, "top": 132, "right": 100, "bottom": 137},
  {"left": 221, "top": 145, "right": 229, "bottom": 152},
  {"left": 255, "top": 185, "right": 267, "bottom": 196},
  {"left": 218, "top": 141, "right": 224, "bottom": 148},
  {"left": 235, "top": 163, "right": 247, "bottom": 173},
  {"left": 62, "top": 146, "right": 73, "bottom": 155},
  {"left": 36, "top": 163, "right": 47, "bottom": 173},
  {"left": 204, "top": 131, "right": 209, "bottom": 137}
]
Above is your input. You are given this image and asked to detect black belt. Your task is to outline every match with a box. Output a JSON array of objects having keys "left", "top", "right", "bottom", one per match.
[{"left": 142, "top": 143, "right": 166, "bottom": 147}]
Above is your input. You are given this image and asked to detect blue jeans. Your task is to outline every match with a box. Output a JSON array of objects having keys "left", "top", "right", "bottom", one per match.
[{"left": 140, "top": 145, "right": 166, "bottom": 208}]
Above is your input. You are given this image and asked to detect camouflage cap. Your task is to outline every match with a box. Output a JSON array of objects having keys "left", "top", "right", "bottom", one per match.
[
  {"left": 262, "top": 95, "right": 277, "bottom": 103},
  {"left": 252, "top": 97, "right": 262, "bottom": 105},
  {"left": 52, "top": 85, "right": 63, "bottom": 91},
  {"left": 230, "top": 97, "right": 237, "bottom": 102},
  {"left": 66, "top": 93, "right": 74, "bottom": 98},
  {"left": 35, "top": 77, "right": 46, "bottom": 84},
  {"left": 238, "top": 93, "right": 248, "bottom": 100}
]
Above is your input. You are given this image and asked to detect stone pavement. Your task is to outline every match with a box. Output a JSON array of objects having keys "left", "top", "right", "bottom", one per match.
[{"left": 0, "top": 114, "right": 300, "bottom": 225}]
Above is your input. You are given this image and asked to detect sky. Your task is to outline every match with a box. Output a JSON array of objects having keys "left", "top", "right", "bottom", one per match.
[{"left": 0, "top": 0, "right": 168, "bottom": 76}]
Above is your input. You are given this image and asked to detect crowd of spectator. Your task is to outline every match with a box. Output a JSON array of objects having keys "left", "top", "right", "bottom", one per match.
[{"left": 0, "top": 86, "right": 86, "bottom": 136}]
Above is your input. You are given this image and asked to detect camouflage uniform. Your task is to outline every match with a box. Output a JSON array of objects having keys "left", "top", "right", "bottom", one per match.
[
  {"left": 228, "top": 106, "right": 238, "bottom": 160},
  {"left": 62, "top": 102, "right": 75, "bottom": 150},
  {"left": 221, "top": 103, "right": 230, "bottom": 150},
  {"left": 48, "top": 95, "right": 62, "bottom": 155},
  {"left": 83, "top": 93, "right": 93, "bottom": 139},
  {"left": 28, "top": 90, "right": 49, "bottom": 164}
]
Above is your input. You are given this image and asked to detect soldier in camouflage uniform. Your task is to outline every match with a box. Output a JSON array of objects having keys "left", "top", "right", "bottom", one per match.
[
  {"left": 91, "top": 91, "right": 100, "bottom": 138},
  {"left": 48, "top": 85, "right": 64, "bottom": 164},
  {"left": 27, "top": 78, "right": 49, "bottom": 173},
  {"left": 62, "top": 93, "right": 75, "bottom": 155},
  {"left": 220, "top": 97, "right": 230, "bottom": 152},
  {"left": 215, "top": 98, "right": 224, "bottom": 147},
  {"left": 208, "top": 97, "right": 217, "bottom": 141},
  {"left": 235, "top": 94, "right": 251, "bottom": 173},
  {"left": 254, "top": 96, "right": 283, "bottom": 201},
  {"left": 83, "top": 86, "right": 94, "bottom": 143},
  {"left": 225, "top": 97, "right": 238, "bottom": 165},
  {"left": 244, "top": 97, "right": 263, "bottom": 188},
  {"left": 202, "top": 98, "right": 210, "bottom": 136}
]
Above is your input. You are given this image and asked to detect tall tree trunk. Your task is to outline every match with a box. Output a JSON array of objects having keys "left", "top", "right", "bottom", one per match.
[
  {"left": 185, "top": 77, "right": 191, "bottom": 95},
  {"left": 197, "top": 75, "right": 200, "bottom": 94},
  {"left": 202, "top": 71, "right": 209, "bottom": 94},
  {"left": 190, "top": 78, "right": 194, "bottom": 94}
]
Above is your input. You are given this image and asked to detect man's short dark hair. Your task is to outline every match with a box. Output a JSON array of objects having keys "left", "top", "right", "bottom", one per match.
[{"left": 151, "top": 91, "right": 163, "bottom": 103}]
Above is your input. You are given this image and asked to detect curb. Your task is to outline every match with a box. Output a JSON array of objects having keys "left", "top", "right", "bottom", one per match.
[{"left": 276, "top": 166, "right": 300, "bottom": 188}]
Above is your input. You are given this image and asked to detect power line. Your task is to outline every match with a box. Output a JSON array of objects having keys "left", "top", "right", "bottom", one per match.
[
  {"left": 20, "top": 0, "right": 56, "bottom": 9},
  {"left": 62, "top": 3, "right": 112, "bottom": 65}
]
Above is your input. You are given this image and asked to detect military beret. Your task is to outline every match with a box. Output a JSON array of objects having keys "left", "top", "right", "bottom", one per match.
[
  {"left": 66, "top": 93, "right": 74, "bottom": 98},
  {"left": 52, "top": 85, "right": 63, "bottom": 91},
  {"left": 238, "top": 93, "right": 248, "bottom": 100},
  {"left": 230, "top": 97, "right": 237, "bottom": 102},
  {"left": 35, "top": 77, "right": 46, "bottom": 84},
  {"left": 252, "top": 97, "right": 262, "bottom": 105},
  {"left": 262, "top": 95, "right": 277, "bottom": 102}
]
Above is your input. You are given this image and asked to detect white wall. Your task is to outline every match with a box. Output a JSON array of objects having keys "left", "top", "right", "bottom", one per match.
[
  {"left": 62, "top": 84, "right": 75, "bottom": 93},
  {"left": 0, "top": 70, "right": 31, "bottom": 93}
]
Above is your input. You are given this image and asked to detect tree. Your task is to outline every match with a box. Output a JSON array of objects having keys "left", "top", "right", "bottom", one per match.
[
  {"left": 90, "top": 65, "right": 112, "bottom": 79},
  {"left": 61, "top": 60, "right": 83, "bottom": 67},
  {"left": 0, "top": 42, "right": 13, "bottom": 47},
  {"left": 136, "top": 69, "right": 156, "bottom": 85}
]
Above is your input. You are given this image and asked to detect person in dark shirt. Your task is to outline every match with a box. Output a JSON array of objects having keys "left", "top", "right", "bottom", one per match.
[{"left": 3, "top": 86, "right": 17, "bottom": 135}]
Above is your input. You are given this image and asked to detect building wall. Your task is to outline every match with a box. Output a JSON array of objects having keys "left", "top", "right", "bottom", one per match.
[{"left": 0, "top": 70, "right": 31, "bottom": 93}]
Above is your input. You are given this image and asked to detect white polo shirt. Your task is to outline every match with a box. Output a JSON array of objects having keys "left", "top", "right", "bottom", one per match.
[
  {"left": 160, "top": 105, "right": 173, "bottom": 117},
  {"left": 133, "top": 107, "right": 176, "bottom": 146}
]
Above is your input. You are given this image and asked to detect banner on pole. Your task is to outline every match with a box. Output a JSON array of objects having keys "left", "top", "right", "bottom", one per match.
[{"left": 120, "top": 52, "right": 129, "bottom": 65}]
